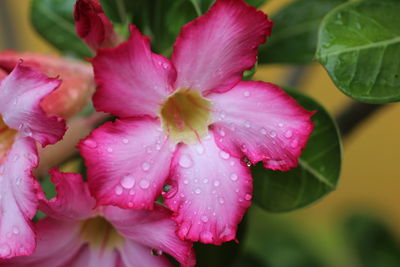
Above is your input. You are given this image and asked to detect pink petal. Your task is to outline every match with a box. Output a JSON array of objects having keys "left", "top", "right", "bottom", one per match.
[
  {"left": 74, "top": 0, "right": 119, "bottom": 51},
  {"left": 92, "top": 25, "right": 176, "bottom": 118},
  {"left": 0, "top": 63, "right": 66, "bottom": 147},
  {"left": 104, "top": 205, "right": 196, "bottom": 267},
  {"left": 78, "top": 118, "right": 175, "bottom": 209},
  {"left": 172, "top": 0, "right": 272, "bottom": 94},
  {"left": 1, "top": 218, "right": 84, "bottom": 266},
  {"left": 0, "top": 136, "right": 38, "bottom": 258},
  {"left": 208, "top": 81, "right": 314, "bottom": 171},
  {"left": 37, "top": 169, "right": 95, "bottom": 221},
  {"left": 66, "top": 247, "right": 120, "bottom": 267},
  {"left": 0, "top": 69, "right": 6, "bottom": 80},
  {"left": 0, "top": 50, "right": 94, "bottom": 119},
  {"left": 164, "top": 135, "right": 252, "bottom": 244},
  {"left": 119, "top": 241, "right": 172, "bottom": 267}
]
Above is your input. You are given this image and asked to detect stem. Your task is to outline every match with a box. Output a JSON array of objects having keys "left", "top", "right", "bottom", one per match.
[
  {"left": 190, "top": 0, "right": 202, "bottom": 17},
  {"left": 335, "top": 102, "right": 385, "bottom": 138}
]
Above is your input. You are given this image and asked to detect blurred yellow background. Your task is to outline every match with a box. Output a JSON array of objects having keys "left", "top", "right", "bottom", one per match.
[{"left": 0, "top": 0, "right": 399, "bottom": 264}]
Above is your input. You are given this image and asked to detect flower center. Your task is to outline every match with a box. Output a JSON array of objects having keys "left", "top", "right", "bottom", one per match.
[
  {"left": 80, "top": 216, "right": 124, "bottom": 250},
  {"left": 159, "top": 89, "right": 211, "bottom": 144},
  {"left": 0, "top": 115, "right": 17, "bottom": 162}
]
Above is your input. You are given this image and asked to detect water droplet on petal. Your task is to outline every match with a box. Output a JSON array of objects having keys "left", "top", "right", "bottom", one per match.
[
  {"left": 16, "top": 177, "right": 22, "bottom": 186},
  {"left": 219, "top": 129, "right": 226, "bottom": 136},
  {"left": 213, "top": 180, "right": 220, "bottom": 187},
  {"left": 290, "top": 139, "right": 298, "bottom": 148},
  {"left": 244, "top": 120, "right": 251, "bottom": 128},
  {"left": 121, "top": 138, "right": 129, "bottom": 144},
  {"left": 141, "top": 161, "right": 150, "bottom": 171},
  {"left": 128, "top": 202, "right": 133, "bottom": 207},
  {"left": 203, "top": 178, "right": 208, "bottom": 184},
  {"left": 245, "top": 194, "right": 252, "bottom": 201},
  {"left": 0, "top": 244, "right": 11, "bottom": 257},
  {"left": 12, "top": 226, "right": 19, "bottom": 234},
  {"left": 269, "top": 131, "right": 277, "bottom": 138},
  {"left": 139, "top": 179, "right": 150, "bottom": 189},
  {"left": 243, "top": 91, "right": 250, "bottom": 97},
  {"left": 121, "top": 175, "right": 135, "bottom": 189},
  {"left": 107, "top": 147, "right": 113, "bottom": 153},
  {"left": 260, "top": 128, "right": 267, "bottom": 135},
  {"left": 201, "top": 215, "right": 209, "bottom": 223},
  {"left": 285, "top": 130, "right": 293, "bottom": 138},
  {"left": 195, "top": 145, "right": 204, "bottom": 155},
  {"left": 129, "top": 189, "right": 136, "bottom": 195},
  {"left": 84, "top": 139, "right": 97, "bottom": 148},
  {"left": 218, "top": 197, "right": 225, "bottom": 204},
  {"left": 183, "top": 179, "right": 189, "bottom": 185},
  {"left": 179, "top": 154, "right": 193, "bottom": 168},
  {"left": 13, "top": 155, "right": 19, "bottom": 162},
  {"left": 114, "top": 186, "right": 123, "bottom": 195},
  {"left": 230, "top": 173, "right": 238, "bottom": 181},
  {"left": 145, "top": 146, "right": 152, "bottom": 154},
  {"left": 219, "top": 151, "right": 230, "bottom": 160},
  {"left": 151, "top": 248, "right": 163, "bottom": 256},
  {"left": 278, "top": 123, "right": 284, "bottom": 128},
  {"left": 194, "top": 188, "right": 201, "bottom": 194}
]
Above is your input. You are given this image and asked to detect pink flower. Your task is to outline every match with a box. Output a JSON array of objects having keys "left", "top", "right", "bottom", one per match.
[
  {"left": 0, "top": 51, "right": 94, "bottom": 119},
  {"left": 79, "top": 0, "right": 313, "bottom": 244},
  {"left": 0, "top": 63, "right": 66, "bottom": 258},
  {"left": 1, "top": 169, "right": 195, "bottom": 266},
  {"left": 74, "top": 0, "right": 119, "bottom": 51}
]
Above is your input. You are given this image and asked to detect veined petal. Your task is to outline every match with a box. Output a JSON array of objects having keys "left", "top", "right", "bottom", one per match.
[
  {"left": 37, "top": 169, "right": 95, "bottom": 221},
  {"left": 208, "top": 81, "right": 314, "bottom": 171},
  {"left": 79, "top": 118, "right": 175, "bottom": 209},
  {"left": 0, "top": 50, "right": 94, "bottom": 119},
  {"left": 0, "top": 218, "right": 84, "bottom": 266},
  {"left": 104, "top": 205, "right": 195, "bottom": 267},
  {"left": 0, "top": 63, "right": 66, "bottom": 146},
  {"left": 172, "top": 0, "right": 272, "bottom": 94},
  {"left": 74, "top": 0, "right": 119, "bottom": 51},
  {"left": 164, "top": 135, "right": 252, "bottom": 244},
  {"left": 0, "top": 136, "right": 38, "bottom": 259},
  {"left": 92, "top": 25, "right": 176, "bottom": 118}
]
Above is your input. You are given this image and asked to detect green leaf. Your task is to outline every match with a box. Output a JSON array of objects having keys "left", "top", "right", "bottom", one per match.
[
  {"left": 259, "top": 0, "right": 345, "bottom": 64},
  {"left": 30, "top": 0, "right": 92, "bottom": 58},
  {"left": 343, "top": 213, "right": 400, "bottom": 267},
  {"left": 252, "top": 90, "right": 342, "bottom": 212},
  {"left": 316, "top": 0, "right": 400, "bottom": 103}
]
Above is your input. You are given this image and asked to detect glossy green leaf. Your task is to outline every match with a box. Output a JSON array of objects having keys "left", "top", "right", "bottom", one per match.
[
  {"left": 316, "top": 0, "right": 400, "bottom": 103},
  {"left": 30, "top": 0, "right": 92, "bottom": 58},
  {"left": 259, "top": 0, "right": 345, "bottom": 64},
  {"left": 252, "top": 90, "right": 341, "bottom": 212}
]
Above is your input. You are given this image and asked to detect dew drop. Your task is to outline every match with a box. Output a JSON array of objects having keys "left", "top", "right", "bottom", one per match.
[
  {"left": 13, "top": 155, "right": 19, "bottom": 162},
  {"left": 114, "top": 186, "right": 123, "bottom": 195},
  {"left": 179, "top": 154, "right": 193, "bottom": 168},
  {"left": 213, "top": 180, "right": 220, "bottom": 187},
  {"left": 245, "top": 194, "right": 252, "bottom": 201},
  {"left": 219, "top": 129, "right": 226, "bottom": 136},
  {"left": 84, "top": 139, "right": 97, "bottom": 148},
  {"left": 145, "top": 146, "right": 152, "bottom": 154},
  {"left": 195, "top": 145, "right": 204, "bottom": 155},
  {"left": 128, "top": 202, "right": 133, "bottom": 208},
  {"left": 107, "top": 147, "right": 113, "bottom": 153},
  {"left": 285, "top": 130, "right": 293, "bottom": 138},
  {"left": 139, "top": 179, "right": 150, "bottom": 189},
  {"left": 230, "top": 173, "right": 238, "bottom": 181},
  {"left": 183, "top": 179, "right": 189, "bottom": 185},
  {"left": 12, "top": 226, "right": 19, "bottom": 234},
  {"left": 244, "top": 120, "right": 251, "bottom": 128},
  {"left": 151, "top": 248, "right": 163, "bottom": 256},
  {"left": 201, "top": 215, "right": 209, "bottom": 223},
  {"left": 121, "top": 175, "right": 135, "bottom": 189},
  {"left": 16, "top": 177, "right": 22, "bottom": 186},
  {"left": 260, "top": 128, "right": 267, "bottom": 135},
  {"left": 194, "top": 188, "right": 201, "bottom": 194},
  {"left": 129, "top": 189, "right": 136, "bottom": 195},
  {"left": 218, "top": 197, "right": 225, "bottom": 204},
  {"left": 0, "top": 244, "right": 11, "bottom": 257},
  {"left": 278, "top": 123, "right": 284, "bottom": 128},
  {"left": 243, "top": 91, "right": 250, "bottom": 97},
  {"left": 290, "top": 139, "right": 298, "bottom": 148},
  {"left": 156, "top": 144, "right": 162, "bottom": 150},
  {"left": 269, "top": 131, "right": 277, "bottom": 138},
  {"left": 141, "top": 161, "right": 150, "bottom": 172},
  {"left": 203, "top": 178, "right": 209, "bottom": 184},
  {"left": 219, "top": 151, "right": 230, "bottom": 160}
]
